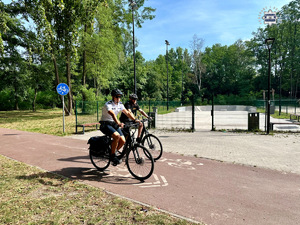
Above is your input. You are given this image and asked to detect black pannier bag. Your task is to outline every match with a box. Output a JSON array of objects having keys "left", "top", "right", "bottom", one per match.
[{"left": 88, "top": 136, "right": 110, "bottom": 157}]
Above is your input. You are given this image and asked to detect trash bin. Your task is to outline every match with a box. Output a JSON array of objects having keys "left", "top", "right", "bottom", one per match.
[
  {"left": 270, "top": 101, "right": 275, "bottom": 114},
  {"left": 248, "top": 113, "right": 259, "bottom": 131}
]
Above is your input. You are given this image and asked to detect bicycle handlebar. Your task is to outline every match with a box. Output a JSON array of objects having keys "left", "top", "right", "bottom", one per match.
[
  {"left": 141, "top": 117, "right": 152, "bottom": 122},
  {"left": 123, "top": 122, "right": 139, "bottom": 129},
  {"left": 123, "top": 117, "right": 151, "bottom": 128}
]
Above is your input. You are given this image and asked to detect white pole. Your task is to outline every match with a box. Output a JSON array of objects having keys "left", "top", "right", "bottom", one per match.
[{"left": 63, "top": 96, "right": 65, "bottom": 133}]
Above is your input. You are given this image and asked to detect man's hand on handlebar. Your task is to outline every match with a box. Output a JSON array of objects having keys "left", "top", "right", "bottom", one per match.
[
  {"left": 118, "top": 122, "right": 125, "bottom": 128},
  {"left": 134, "top": 119, "right": 142, "bottom": 126}
]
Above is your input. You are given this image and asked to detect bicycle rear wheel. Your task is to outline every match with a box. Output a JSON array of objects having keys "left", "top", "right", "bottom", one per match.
[
  {"left": 89, "top": 149, "right": 110, "bottom": 171},
  {"left": 126, "top": 145, "right": 154, "bottom": 181},
  {"left": 142, "top": 134, "right": 163, "bottom": 160}
]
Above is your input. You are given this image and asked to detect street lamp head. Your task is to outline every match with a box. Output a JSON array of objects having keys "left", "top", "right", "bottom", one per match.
[
  {"left": 265, "top": 38, "right": 275, "bottom": 50},
  {"left": 129, "top": 0, "right": 137, "bottom": 9},
  {"left": 165, "top": 40, "right": 170, "bottom": 45}
]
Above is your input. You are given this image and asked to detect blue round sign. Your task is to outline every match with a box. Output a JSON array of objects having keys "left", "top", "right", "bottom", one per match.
[{"left": 56, "top": 83, "right": 69, "bottom": 96}]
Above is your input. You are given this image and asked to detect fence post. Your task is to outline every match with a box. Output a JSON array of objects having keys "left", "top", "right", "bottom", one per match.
[
  {"left": 75, "top": 100, "right": 78, "bottom": 133},
  {"left": 97, "top": 101, "right": 99, "bottom": 122},
  {"left": 149, "top": 107, "right": 157, "bottom": 129},
  {"left": 192, "top": 97, "right": 195, "bottom": 132},
  {"left": 211, "top": 94, "right": 215, "bottom": 131}
]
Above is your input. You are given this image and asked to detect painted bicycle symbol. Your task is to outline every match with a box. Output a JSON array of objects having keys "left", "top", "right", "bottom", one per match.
[
  {"left": 56, "top": 83, "right": 69, "bottom": 96},
  {"left": 160, "top": 157, "right": 203, "bottom": 170}
]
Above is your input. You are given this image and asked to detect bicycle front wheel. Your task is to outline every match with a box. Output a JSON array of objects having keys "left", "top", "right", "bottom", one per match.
[
  {"left": 126, "top": 145, "right": 154, "bottom": 181},
  {"left": 89, "top": 149, "right": 110, "bottom": 171},
  {"left": 142, "top": 134, "right": 163, "bottom": 160}
]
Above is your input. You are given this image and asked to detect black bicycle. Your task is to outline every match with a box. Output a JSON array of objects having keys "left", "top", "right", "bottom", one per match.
[
  {"left": 139, "top": 118, "right": 163, "bottom": 161},
  {"left": 88, "top": 122, "right": 154, "bottom": 181}
]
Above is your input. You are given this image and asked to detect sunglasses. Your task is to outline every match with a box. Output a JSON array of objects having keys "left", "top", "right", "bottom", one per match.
[{"left": 116, "top": 95, "right": 122, "bottom": 98}]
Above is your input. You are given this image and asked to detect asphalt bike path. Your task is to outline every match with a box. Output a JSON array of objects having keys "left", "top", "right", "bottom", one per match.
[{"left": 1, "top": 127, "right": 300, "bottom": 225}]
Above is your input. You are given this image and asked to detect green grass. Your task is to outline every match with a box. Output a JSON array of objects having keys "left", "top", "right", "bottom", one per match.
[
  {"left": 0, "top": 109, "right": 80, "bottom": 136},
  {"left": 0, "top": 107, "right": 180, "bottom": 136},
  {"left": 256, "top": 108, "right": 293, "bottom": 120},
  {"left": 0, "top": 155, "right": 197, "bottom": 224},
  {"left": 0, "top": 109, "right": 200, "bottom": 224}
]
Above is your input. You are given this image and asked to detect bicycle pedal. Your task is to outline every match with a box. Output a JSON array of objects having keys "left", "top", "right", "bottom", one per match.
[
  {"left": 111, "top": 157, "right": 122, "bottom": 166},
  {"left": 112, "top": 160, "right": 122, "bottom": 166}
]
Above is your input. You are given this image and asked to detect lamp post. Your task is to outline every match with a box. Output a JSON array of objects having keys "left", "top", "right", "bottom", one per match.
[
  {"left": 265, "top": 38, "right": 275, "bottom": 134},
  {"left": 165, "top": 40, "right": 170, "bottom": 110},
  {"left": 129, "top": 0, "right": 137, "bottom": 94},
  {"left": 278, "top": 56, "right": 282, "bottom": 115},
  {"left": 181, "top": 54, "right": 184, "bottom": 105}
]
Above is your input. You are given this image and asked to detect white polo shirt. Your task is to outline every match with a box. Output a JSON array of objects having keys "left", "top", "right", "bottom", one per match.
[{"left": 100, "top": 100, "right": 125, "bottom": 122}]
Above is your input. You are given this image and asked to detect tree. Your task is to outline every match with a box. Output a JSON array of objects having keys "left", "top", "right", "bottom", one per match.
[
  {"left": 22, "top": 0, "right": 87, "bottom": 114},
  {"left": 190, "top": 34, "right": 206, "bottom": 93},
  {"left": 247, "top": 0, "right": 300, "bottom": 99},
  {"left": 201, "top": 41, "right": 256, "bottom": 100},
  {"left": 0, "top": 1, "right": 10, "bottom": 54},
  {"left": 279, "top": 0, "right": 300, "bottom": 98},
  {"left": 78, "top": 1, "right": 123, "bottom": 99},
  {"left": 0, "top": 5, "right": 32, "bottom": 110},
  {"left": 79, "top": 0, "right": 103, "bottom": 97}
]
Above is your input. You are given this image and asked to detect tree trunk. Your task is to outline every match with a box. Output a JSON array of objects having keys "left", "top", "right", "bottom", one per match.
[
  {"left": 83, "top": 49, "right": 86, "bottom": 86},
  {"left": 32, "top": 88, "right": 37, "bottom": 112},
  {"left": 83, "top": 24, "right": 87, "bottom": 86},
  {"left": 82, "top": 24, "right": 87, "bottom": 101},
  {"left": 296, "top": 83, "right": 298, "bottom": 98},
  {"left": 52, "top": 53, "right": 69, "bottom": 114},
  {"left": 52, "top": 55, "right": 60, "bottom": 87},
  {"left": 198, "top": 68, "right": 202, "bottom": 92},
  {"left": 66, "top": 51, "right": 72, "bottom": 115},
  {"left": 14, "top": 86, "right": 19, "bottom": 110}
]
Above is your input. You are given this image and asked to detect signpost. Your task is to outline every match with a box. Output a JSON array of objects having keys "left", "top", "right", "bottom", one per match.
[{"left": 56, "top": 83, "right": 69, "bottom": 133}]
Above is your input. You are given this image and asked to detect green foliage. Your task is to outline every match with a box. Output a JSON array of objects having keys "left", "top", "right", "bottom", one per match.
[
  {"left": 248, "top": 0, "right": 300, "bottom": 99},
  {"left": 214, "top": 94, "right": 256, "bottom": 105},
  {"left": 74, "top": 87, "right": 97, "bottom": 102},
  {"left": 201, "top": 40, "right": 256, "bottom": 100},
  {"left": 0, "top": 0, "right": 300, "bottom": 112},
  {"left": 0, "top": 88, "right": 14, "bottom": 110},
  {"left": 0, "top": 1, "right": 10, "bottom": 54},
  {"left": 35, "top": 90, "right": 60, "bottom": 109},
  {"left": 0, "top": 88, "right": 59, "bottom": 111}
]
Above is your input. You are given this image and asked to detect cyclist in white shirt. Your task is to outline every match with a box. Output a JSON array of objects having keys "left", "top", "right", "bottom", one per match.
[{"left": 100, "top": 89, "right": 138, "bottom": 165}]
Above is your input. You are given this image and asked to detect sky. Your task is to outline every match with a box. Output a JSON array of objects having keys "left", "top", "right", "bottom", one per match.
[
  {"left": 2, "top": 0, "right": 292, "bottom": 61},
  {"left": 135, "top": 0, "right": 292, "bottom": 60}
]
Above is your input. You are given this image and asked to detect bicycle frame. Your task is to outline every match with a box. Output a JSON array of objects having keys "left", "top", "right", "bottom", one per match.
[
  {"left": 139, "top": 120, "right": 149, "bottom": 140},
  {"left": 118, "top": 123, "right": 140, "bottom": 159},
  {"left": 89, "top": 120, "right": 155, "bottom": 180}
]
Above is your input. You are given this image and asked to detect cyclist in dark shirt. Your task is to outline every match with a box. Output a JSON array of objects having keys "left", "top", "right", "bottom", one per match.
[
  {"left": 100, "top": 89, "right": 137, "bottom": 165},
  {"left": 120, "top": 94, "right": 150, "bottom": 142}
]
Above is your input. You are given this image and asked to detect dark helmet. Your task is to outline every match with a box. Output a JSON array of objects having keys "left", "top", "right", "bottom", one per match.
[
  {"left": 129, "top": 93, "right": 138, "bottom": 100},
  {"left": 111, "top": 89, "right": 123, "bottom": 97}
]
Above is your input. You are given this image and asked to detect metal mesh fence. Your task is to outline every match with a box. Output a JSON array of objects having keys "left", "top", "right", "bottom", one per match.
[
  {"left": 75, "top": 101, "right": 105, "bottom": 125},
  {"left": 255, "top": 99, "right": 300, "bottom": 114},
  {"left": 206, "top": 99, "right": 299, "bottom": 131},
  {"left": 138, "top": 100, "right": 182, "bottom": 114},
  {"left": 138, "top": 101, "right": 193, "bottom": 130},
  {"left": 75, "top": 100, "right": 193, "bottom": 130},
  {"left": 75, "top": 99, "right": 300, "bottom": 132},
  {"left": 210, "top": 105, "right": 257, "bottom": 130}
]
